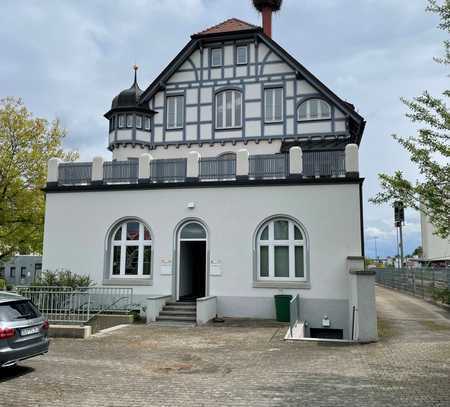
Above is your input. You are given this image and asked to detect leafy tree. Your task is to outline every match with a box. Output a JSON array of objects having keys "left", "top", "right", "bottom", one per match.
[
  {"left": 371, "top": 0, "right": 449, "bottom": 239},
  {"left": 0, "top": 98, "right": 78, "bottom": 261},
  {"left": 411, "top": 246, "right": 423, "bottom": 257}
]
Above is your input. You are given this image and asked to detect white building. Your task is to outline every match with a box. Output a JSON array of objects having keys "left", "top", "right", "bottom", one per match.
[
  {"left": 42, "top": 7, "right": 377, "bottom": 341},
  {"left": 421, "top": 212, "right": 450, "bottom": 265}
]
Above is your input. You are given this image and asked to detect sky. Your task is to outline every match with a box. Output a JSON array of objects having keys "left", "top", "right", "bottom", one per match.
[{"left": 1, "top": 0, "right": 447, "bottom": 258}]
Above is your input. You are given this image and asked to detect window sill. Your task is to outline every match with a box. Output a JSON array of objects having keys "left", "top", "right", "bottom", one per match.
[
  {"left": 297, "top": 118, "right": 331, "bottom": 123},
  {"left": 103, "top": 278, "right": 153, "bottom": 286},
  {"left": 253, "top": 281, "right": 311, "bottom": 289}
]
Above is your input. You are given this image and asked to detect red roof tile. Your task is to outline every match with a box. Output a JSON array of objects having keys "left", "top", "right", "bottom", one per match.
[{"left": 193, "top": 18, "right": 260, "bottom": 37}]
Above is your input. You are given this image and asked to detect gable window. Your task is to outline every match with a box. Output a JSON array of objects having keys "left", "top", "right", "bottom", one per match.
[
  {"left": 110, "top": 221, "right": 152, "bottom": 278},
  {"left": 257, "top": 218, "right": 306, "bottom": 281},
  {"left": 144, "top": 116, "right": 151, "bottom": 131},
  {"left": 298, "top": 99, "right": 331, "bottom": 121},
  {"left": 136, "top": 115, "right": 142, "bottom": 129},
  {"left": 236, "top": 46, "right": 248, "bottom": 65},
  {"left": 126, "top": 114, "right": 133, "bottom": 128},
  {"left": 215, "top": 90, "right": 242, "bottom": 129},
  {"left": 166, "top": 95, "right": 184, "bottom": 129},
  {"left": 211, "top": 48, "right": 223, "bottom": 67},
  {"left": 118, "top": 114, "right": 125, "bottom": 128},
  {"left": 265, "top": 87, "right": 283, "bottom": 123}
]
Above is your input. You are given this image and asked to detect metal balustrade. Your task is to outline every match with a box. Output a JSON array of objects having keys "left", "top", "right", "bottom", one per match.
[
  {"left": 58, "top": 162, "right": 92, "bottom": 185},
  {"left": 249, "top": 154, "right": 289, "bottom": 179},
  {"left": 150, "top": 158, "right": 187, "bottom": 182},
  {"left": 303, "top": 150, "right": 345, "bottom": 178},
  {"left": 199, "top": 157, "right": 236, "bottom": 180},
  {"left": 103, "top": 161, "right": 138, "bottom": 183},
  {"left": 52, "top": 150, "right": 352, "bottom": 186}
]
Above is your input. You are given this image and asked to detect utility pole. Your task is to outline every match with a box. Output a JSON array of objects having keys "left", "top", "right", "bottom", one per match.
[{"left": 394, "top": 201, "right": 405, "bottom": 268}]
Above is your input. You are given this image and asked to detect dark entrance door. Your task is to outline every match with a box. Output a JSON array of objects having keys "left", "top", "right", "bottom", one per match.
[{"left": 179, "top": 241, "right": 206, "bottom": 301}]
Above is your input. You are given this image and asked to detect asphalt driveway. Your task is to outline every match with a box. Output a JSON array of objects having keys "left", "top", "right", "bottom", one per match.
[{"left": 1, "top": 286, "right": 450, "bottom": 407}]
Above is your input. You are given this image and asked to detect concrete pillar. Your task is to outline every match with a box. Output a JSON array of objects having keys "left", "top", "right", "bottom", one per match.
[
  {"left": 289, "top": 146, "right": 303, "bottom": 177},
  {"left": 138, "top": 153, "right": 153, "bottom": 183},
  {"left": 47, "top": 158, "right": 61, "bottom": 186},
  {"left": 91, "top": 156, "right": 104, "bottom": 184},
  {"left": 236, "top": 149, "right": 249, "bottom": 179},
  {"left": 347, "top": 256, "right": 378, "bottom": 343},
  {"left": 187, "top": 151, "right": 200, "bottom": 180},
  {"left": 345, "top": 144, "right": 359, "bottom": 177}
]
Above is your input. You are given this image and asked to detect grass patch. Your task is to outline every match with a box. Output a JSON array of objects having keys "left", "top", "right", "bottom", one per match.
[{"left": 419, "top": 320, "right": 450, "bottom": 331}]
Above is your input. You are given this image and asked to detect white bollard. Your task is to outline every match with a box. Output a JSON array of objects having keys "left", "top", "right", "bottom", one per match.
[
  {"left": 47, "top": 158, "right": 61, "bottom": 184},
  {"left": 187, "top": 151, "right": 200, "bottom": 179},
  {"left": 289, "top": 146, "right": 303, "bottom": 176},
  {"left": 139, "top": 153, "right": 153, "bottom": 182},
  {"left": 92, "top": 156, "right": 105, "bottom": 183},
  {"left": 345, "top": 144, "right": 359, "bottom": 177},
  {"left": 236, "top": 149, "right": 249, "bottom": 178}
]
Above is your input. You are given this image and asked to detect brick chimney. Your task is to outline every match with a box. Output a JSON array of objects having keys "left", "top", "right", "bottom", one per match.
[{"left": 252, "top": 0, "right": 283, "bottom": 38}]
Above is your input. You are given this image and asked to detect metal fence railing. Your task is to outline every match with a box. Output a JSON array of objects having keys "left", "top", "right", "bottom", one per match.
[
  {"left": 103, "top": 161, "right": 138, "bottom": 183},
  {"left": 303, "top": 150, "right": 346, "bottom": 178},
  {"left": 289, "top": 294, "right": 300, "bottom": 338},
  {"left": 150, "top": 158, "right": 187, "bottom": 182},
  {"left": 249, "top": 154, "right": 289, "bottom": 179},
  {"left": 16, "top": 286, "right": 134, "bottom": 324},
  {"left": 375, "top": 268, "right": 450, "bottom": 301},
  {"left": 58, "top": 162, "right": 92, "bottom": 185},
  {"left": 199, "top": 157, "right": 236, "bottom": 180}
]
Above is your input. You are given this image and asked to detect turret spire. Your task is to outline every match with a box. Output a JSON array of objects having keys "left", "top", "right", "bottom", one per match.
[{"left": 133, "top": 64, "right": 139, "bottom": 85}]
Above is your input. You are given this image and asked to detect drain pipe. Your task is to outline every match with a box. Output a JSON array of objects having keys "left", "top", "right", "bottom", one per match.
[{"left": 351, "top": 306, "right": 356, "bottom": 340}]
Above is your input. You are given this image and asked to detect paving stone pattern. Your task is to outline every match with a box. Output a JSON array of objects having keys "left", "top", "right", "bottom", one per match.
[{"left": 1, "top": 286, "right": 450, "bottom": 407}]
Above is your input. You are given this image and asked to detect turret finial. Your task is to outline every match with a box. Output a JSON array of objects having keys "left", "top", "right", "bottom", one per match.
[{"left": 133, "top": 64, "right": 139, "bottom": 85}]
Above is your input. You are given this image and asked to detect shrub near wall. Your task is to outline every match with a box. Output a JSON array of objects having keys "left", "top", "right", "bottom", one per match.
[{"left": 0, "top": 278, "right": 5, "bottom": 290}]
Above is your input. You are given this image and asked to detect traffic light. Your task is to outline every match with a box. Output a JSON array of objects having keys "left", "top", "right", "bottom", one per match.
[{"left": 394, "top": 201, "right": 404, "bottom": 225}]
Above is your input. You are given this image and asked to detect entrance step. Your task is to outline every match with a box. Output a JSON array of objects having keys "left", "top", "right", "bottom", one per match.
[
  {"left": 163, "top": 305, "right": 197, "bottom": 312},
  {"left": 156, "top": 315, "right": 197, "bottom": 323},
  {"left": 166, "top": 301, "right": 196, "bottom": 306},
  {"left": 159, "top": 310, "right": 196, "bottom": 317}
]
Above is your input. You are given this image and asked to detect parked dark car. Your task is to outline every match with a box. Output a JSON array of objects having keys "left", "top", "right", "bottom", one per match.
[{"left": 0, "top": 292, "right": 49, "bottom": 368}]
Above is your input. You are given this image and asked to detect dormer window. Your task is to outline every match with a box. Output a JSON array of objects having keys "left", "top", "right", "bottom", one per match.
[
  {"left": 167, "top": 95, "right": 184, "bottom": 129},
  {"left": 118, "top": 114, "right": 125, "bottom": 128},
  {"left": 298, "top": 99, "right": 331, "bottom": 121},
  {"left": 236, "top": 46, "right": 248, "bottom": 65},
  {"left": 211, "top": 48, "right": 223, "bottom": 67},
  {"left": 136, "top": 115, "right": 142, "bottom": 129}
]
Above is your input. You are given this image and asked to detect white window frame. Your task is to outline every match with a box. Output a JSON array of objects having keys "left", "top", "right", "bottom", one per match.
[
  {"left": 110, "top": 222, "right": 152, "bottom": 279},
  {"left": 144, "top": 116, "right": 151, "bottom": 131},
  {"left": 264, "top": 87, "right": 283, "bottom": 123},
  {"left": 215, "top": 90, "right": 242, "bottom": 129},
  {"left": 118, "top": 114, "right": 125, "bottom": 128},
  {"left": 136, "top": 115, "right": 142, "bottom": 129},
  {"left": 166, "top": 95, "right": 184, "bottom": 130},
  {"left": 126, "top": 114, "right": 133, "bottom": 128},
  {"left": 257, "top": 219, "right": 306, "bottom": 282},
  {"left": 211, "top": 48, "right": 223, "bottom": 67},
  {"left": 236, "top": 45, "right": 248, "bottom": 65},
  {"left": 297, "top": 99, "right": 331, "bottom": 121}
]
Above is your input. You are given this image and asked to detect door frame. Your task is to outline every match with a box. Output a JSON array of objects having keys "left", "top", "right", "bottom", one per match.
[{"left": 174, "top": 219, "right": 209, "bottom": 301}]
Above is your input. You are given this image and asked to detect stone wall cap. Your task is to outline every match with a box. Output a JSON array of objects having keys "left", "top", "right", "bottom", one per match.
[{"left": 349, "top": 269, "right": 376, "bottom": 275}]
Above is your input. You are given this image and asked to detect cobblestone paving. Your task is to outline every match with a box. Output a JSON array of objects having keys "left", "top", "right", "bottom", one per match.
[{"left": 1, "top": 287, "right": 450, "bottom": 407}]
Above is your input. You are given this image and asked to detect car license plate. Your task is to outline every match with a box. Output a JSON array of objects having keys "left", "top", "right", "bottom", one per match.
[{"left": 21, "top": 326, "right": 40, "bottom": 336}]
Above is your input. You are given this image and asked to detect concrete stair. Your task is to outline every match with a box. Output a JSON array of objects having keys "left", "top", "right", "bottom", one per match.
[{"left": 156, "top": 301, "right": 197, "bottom": 323}]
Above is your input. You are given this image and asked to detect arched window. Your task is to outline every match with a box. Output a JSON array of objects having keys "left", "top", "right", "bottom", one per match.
[
  {"left": 110, "top": 220, "right": 152, "bottom": 278},
  {"left": 257, "top": 218, "right": 306, "bottom": 280},
  {"left": 215, "top": 90, "right": 242, "bottom": 129},
  {"left": 297, "top": 99, "right": 331, "bottom": 121}
]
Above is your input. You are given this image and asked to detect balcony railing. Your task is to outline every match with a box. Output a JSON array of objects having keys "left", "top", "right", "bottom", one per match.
[
  {"left": 58, "top": 162, "right": 92, "bottom": 185},
  {"left": 50, "top": 146, "right": 359, "bottom": 187},
  {"left": 199, "top": 157, "right": 236, "bottom": 180},
  {"left": 303, "top": 150, "right": 345, "bottom": 178},
  {"left": 150, "top": 158, "right": 187, "bottom": 182},
  {"left": 103, "top": 161, "right": 138, "bottom": 183},
  {"left": 249, "top": 154, "right": 289, "bottom": 179}
]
